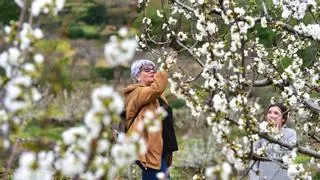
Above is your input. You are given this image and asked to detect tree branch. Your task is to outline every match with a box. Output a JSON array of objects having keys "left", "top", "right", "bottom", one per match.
[
  {"left": 5, "top": 138, "right": 21, "bottom": 176},
  {"left": 256, "top": 131, "right": 320, "bottom": 158},
  {"left": 303, "top": 98, "right": 320, "bottom": 113},
  {"left": 173, "top": 0, "right": 196, "bottom": 12},
  {"left": 225, "top": 117, "right": 320, "bottom": 159},
  {"left": 252, "top": 78, "right": 272, "bottom": 87},
  {"left": 18, "top": 0, "right": 27, "bottom": 29},
  {"left": 175, "top": 39, "right": 206, "bottom": 68},
  {"left": 270, "top": 20, "right": 315, "bottom": 41},
  {"left": 311, "top": 134, "right": 320, "bottom": 143}
]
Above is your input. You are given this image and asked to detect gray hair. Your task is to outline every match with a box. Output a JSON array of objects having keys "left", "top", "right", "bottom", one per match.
[{"left": 131, "top": 59, "right": 156, "bottom": 79}]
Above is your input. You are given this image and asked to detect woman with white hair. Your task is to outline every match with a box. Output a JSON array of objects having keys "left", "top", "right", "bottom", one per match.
[{"left": 122, "top": 59, "right": 178, "bottom": 179}]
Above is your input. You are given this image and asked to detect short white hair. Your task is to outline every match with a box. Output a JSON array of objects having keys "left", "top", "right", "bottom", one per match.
[{"left": 131, "top": 59, "right": 156, "bottom": 78}]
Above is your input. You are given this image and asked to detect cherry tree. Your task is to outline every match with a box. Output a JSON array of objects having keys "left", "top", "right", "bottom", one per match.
[{"left": 136, "top": 0, "right": 320, "bottom": 179}]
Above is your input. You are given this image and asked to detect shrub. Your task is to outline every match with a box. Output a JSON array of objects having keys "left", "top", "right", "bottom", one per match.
[
  {"left": 80, "top": 4, "right": 107, "bottom": 25},
  {"left": 170, "top": 99, "right": 186, "bottom": 109},
  {"left": 93, "top": 67, "right": 114, "bottom": 81},
  {"left": 67, "top": 25, "right": 85, "bottom": 39},
  {"left": 0, "top": 0, "right": 19, "bottom": 24}
]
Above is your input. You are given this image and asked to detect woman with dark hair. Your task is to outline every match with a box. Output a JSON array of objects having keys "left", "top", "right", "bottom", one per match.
[
  {"left": 122, "top": 59, "right": 178, "bottom": 179},
  {"left": 265, "top": 103, "right": 290, "bottom": 131},
  {"left": 250, "top": 103, "right": 297, "bottom": 180}
]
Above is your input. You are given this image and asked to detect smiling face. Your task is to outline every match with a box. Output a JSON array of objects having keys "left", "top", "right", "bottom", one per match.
[
  {"left": 267, "top": 106, "right": 284, "bottom": 128},
  {"left": 137, "top": 64, "right": 156, "bottom": 86}
]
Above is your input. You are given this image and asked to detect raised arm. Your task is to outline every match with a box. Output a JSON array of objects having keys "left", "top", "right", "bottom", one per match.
[{"left": 135, "top": 71, "right": 168, "bottom": 108}]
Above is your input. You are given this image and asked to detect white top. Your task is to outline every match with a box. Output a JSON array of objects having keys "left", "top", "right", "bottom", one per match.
[{"left": 249, "top": 127, "right": 297, "bottom": 180}]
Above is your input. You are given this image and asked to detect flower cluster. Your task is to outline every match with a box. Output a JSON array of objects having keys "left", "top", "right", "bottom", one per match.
[
  {"left": 104, "top": 27, "right": 137, "bottom": 67},
  {"left": 294, "top": 23, "right": 320, "bottom": 41},
  {"left": 137, "top": 0, "right": 150, "bottom": 8},
  {"left": 53, "top": 86, "right": 170, "bottom": 179},
  {"left": 53, "top": 86, "right": 146, "bottom": 179},
  {"left": 205, "top": 162, "right": 232, "bottom": 180},
  {"left": 275, "top": 0, "right": 317, "bottom": 19},
  {"left": 158, "top": 51, "right": 177, "bottom": 71},
  {"left": 139, "top": 107, "right": 167, "bottom": 132},
  {"left": 14, "top": 151, "right": 55, "bottom": 180},
  {"left": 15, "top": 0, "right": 65, "bottom": 16},
  {"left": 0, "top": 0, "right": 61, "bottom": 154}
]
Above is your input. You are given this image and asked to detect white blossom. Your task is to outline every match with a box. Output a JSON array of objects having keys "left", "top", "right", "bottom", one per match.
[
  {"left": 294, "top": 23, "right": 320, "bottom": 41},
  {"left": 287, "top": 163, "right": 305, "bottom": 178},
  {"left": 62, "top": 126, "right": 88, "bottom": 145},
  {"left": 168, "top": 17, "right": 177, "bottom": 25},
  {"left": 156, "top": 10, "right": 164, "bottom": 18},
  {"left": 206, "top": 22, "right": 218, "bottom": 35},
  {"left": 55, "top": 0, "right": 65, "bottom": 14},
  {"left": 104, "top": 36, "right": 137, "bottom": 67},
  {"left": 55, "top": 153, "right": 86, "bottom": 176},
  {"left": 31, "top": 0, "right": 64, "bottom": 16},
  {"left": 4, "top": 76, "right": 32, "bottom": 112},
  {"left": 8, "top": 47, "right": 22, "bottom": 65},
  {"left": 23, "top": 63, "right": 35, "bottom": 72},
  {"left": 14, "top": 151, "right": 54, "bottom": 180},
  {"left": 4, "top": 26, "right": 12, "bottom": 34},
  {"left": 97, "top": 140, "right": 110, "bottom": 153},
  {"left": 156, "top": 172, "right": 165, "bottom": 179},
  {"left": 15, "top": 0, "right": 24, "bottom": 8},
  {"left": 91, "top": 85, "right": 123, "bottom": 113},
  {"left": 0, "top": 51, "right": 12, "bottom": 77},
  {"left": 198, "top": 0, "right": 205, "bottom": 4},
  {"left": 33, "top": 28, "right": 44, "bottom": 39},
  {"left": 288, "top": 95, "right": 298, "bottom": 105},
  {"left": 259, "top": 121, "right": 269, "bottom": 132},
  {"left": 142, "top": 17, "right": 151, "bottom": 25},
  {"left": 19, "top": 23, "right": 32, "bottom": 49},
  {"left": 221, "top": 162, "right": 232, "bottom": 180},
  {"left": 261, "top": 17, "right": 267, "bottom": 28},
  {"left": 34, "top": 54, "right": 44, "bottom": 64},
  {"left": 118, "top": 27, "right": 128, "bottom": 37},
  {"left": 111, "top": 143, "right": 137, "bottom": 166},
  {"left": 84, "top": 109, "right": 102, "bottom": 138},
  {"left": 213, "top": 92, "right": 227, "bottom": 112},
  {"left": 143, "top": 107, "right": 166, "bottom": 132},
  {"left": 31, "top": 88, "right": 42, "bottom": 101},
  {"left": 177, "top": 31, "right": 187, "bottom": 41},
  {"left": 234, "top": 7, "right": 245, "bottom": 16}
]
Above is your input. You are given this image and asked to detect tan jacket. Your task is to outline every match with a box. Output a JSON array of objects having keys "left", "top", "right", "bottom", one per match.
[{"left": 122, "top": 71, "right": 171, "bottom": 170}]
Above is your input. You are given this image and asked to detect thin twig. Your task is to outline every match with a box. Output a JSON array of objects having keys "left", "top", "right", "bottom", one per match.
[
  {"left": 174, "top": 0, "right": 196, "bottom": 12},
  {"left": 5, "top": 139, "right": 21, "bottom": 175},
  {"left": 18, "top": 0, "right": 27, "bottom": 29},
  {"left": 175, "top": 39, "right": 206, "bottom": 68},
  {"left": 239, "top": 160, "right": 256, "bottom": 180}
]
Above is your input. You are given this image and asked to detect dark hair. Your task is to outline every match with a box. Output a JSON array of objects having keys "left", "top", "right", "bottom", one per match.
[{"left": 267, "top": 102, "right": 289, "bottom": 125}]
